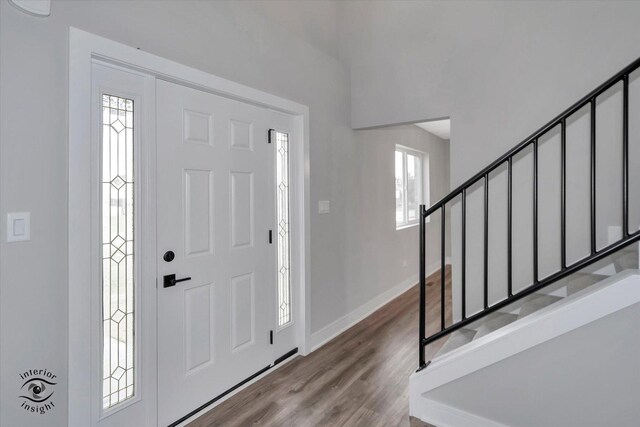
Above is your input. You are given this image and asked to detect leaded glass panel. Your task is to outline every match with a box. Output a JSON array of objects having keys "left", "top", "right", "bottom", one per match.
[
  {"left": 101, "top": 94, "right": 135, "bottom": 409},
  {"left": 275, "top": 131, "right": 292, "bottom": 327}
]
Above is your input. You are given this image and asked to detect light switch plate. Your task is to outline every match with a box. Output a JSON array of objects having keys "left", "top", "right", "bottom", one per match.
[
  {"left": 318, "top": 200, "right": 330, "bottom": 214},
  {"left": 7, "top": 212, "right": 30, "bottom": 242}
]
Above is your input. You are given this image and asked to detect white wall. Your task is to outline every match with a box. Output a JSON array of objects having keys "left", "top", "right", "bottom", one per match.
[
  {"left": 309, "top": 124, "right": 450, "bottom": 346},
  {"left": 426, "top": 301, "right": 640, "bottom": 426},
  {"left": 339, "top": 0, "right": 640, "bottom": 185},
  {"left": 339, "top": 0, "right": 640, "bottom": 319},
  {"left": 350, "top": 125, "right": 450, "bottom": 281},
  {"left": 0, "top": 2, "right": 449, "bottom": 426}
]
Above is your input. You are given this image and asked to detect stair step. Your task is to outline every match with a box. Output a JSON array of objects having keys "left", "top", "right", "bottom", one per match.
[
  {"left": 581, "top": 245, "right": 638, "bottom": 276},
  {"left": 566, "top": 272, "right": 608, "bottom": 296},
  {"left": 498, "top": 290, "right": 559, "bottom": 313},
  {"left": 430, "top": 249, "right": 635, "bottom": 360},
  {"left": 473, "top": 312, "right": 519, "bottom": 339},
  {"left": 518, "top": 294, "right": 563, "bottom": 319},
  {"left": 435, "top": 328, "right": 476, "bottom": 358},
  {"left": 613, "top": 250, "right": 638, "bottom": 272},
  {"left": 618, "top": 244, "right": 637, "bottom": 255}
]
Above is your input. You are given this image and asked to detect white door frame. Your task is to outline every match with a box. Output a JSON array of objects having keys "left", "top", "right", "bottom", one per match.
[{"left": 69, "top": 27, "right": 311, "bottom": 426}]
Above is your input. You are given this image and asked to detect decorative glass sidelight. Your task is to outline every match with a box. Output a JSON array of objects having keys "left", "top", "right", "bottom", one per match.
[
  {"left": 275, "top": 131, "right": 292, "bottom": 327},
  {"left": 101, "top": 94, "right": 135, "bottom": 409}
]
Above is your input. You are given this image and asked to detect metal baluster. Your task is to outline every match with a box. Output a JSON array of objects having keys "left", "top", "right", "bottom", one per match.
[
  {"left": 484, "top": 175, "right": 489, "bottom": 309},
  {"left": 508, "top": 158, "right": 513, "bottom": 297},
  {"left": 441, "top": 205, "right": 446, "bottom": 331},
  {"left": 461, "top": 189, "right": 467, "bottom": 318},
  {"left": 533, "top": 139, "right": 539, "bottom": 283},
  {"left": 591, "top": 98, "right": 597, "bottom": 254},
  {"left": 623, "top": 75, "right": 629, "bottom": 238},
  {"left": 561, "top": 119, "right": 567, "bottom": 269},
  {"left": 418, "top": 204, "right": 426, "bottom": 370}
]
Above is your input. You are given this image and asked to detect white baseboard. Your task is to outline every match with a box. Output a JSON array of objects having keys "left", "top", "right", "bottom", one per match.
[
  {"left": 309, "top": 260, "right": 452, "bottom": 353},
  {"left": 412, "top": 398, "right": 508, "bottom": 427},
  {"left": 427, "top": 257, "right": 452, "bottom": 278},
  {"left": 309, "top": 274, "right": 418, "bottom": 352}
]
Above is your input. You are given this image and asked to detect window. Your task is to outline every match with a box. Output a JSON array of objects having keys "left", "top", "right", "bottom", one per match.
[
  {"left": 395, "top": 145, "right": 425, "bottom": 228},
  {"left": 101, "top": 94, "right": 136, "bottom": 409},
  {"left": 274, "top": 130, "right": 292, "bottom": 327}
]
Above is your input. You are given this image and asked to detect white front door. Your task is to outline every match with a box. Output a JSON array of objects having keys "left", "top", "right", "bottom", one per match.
[{"left": 156, "top": 80, "right": 294, "bottom": 426}]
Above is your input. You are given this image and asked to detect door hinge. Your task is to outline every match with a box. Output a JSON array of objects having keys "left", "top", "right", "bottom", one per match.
[
  {"left": 268, "top": 128, "right": 275, "bottom": 144},
  {"left": 270, "top": 330, "right": 274, "bottom": 345},
  {"left": 269, "top": 230, "right": 273, "bottom": 244}
]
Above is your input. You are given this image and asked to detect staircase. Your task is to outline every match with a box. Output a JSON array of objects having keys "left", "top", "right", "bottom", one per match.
[
  {"left": 433, "top": 245, "right": 638, "bottom": 359},
  {"left": 412, "top": 55, "right": 640, "bottom": 425},
  {"left": 410, "top": 268, "right": 640, "bottom": 427}
]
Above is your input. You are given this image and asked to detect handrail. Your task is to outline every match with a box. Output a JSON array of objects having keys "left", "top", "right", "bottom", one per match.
[{"left": 418, "top": 55, "right": 640, "bottom": 370}]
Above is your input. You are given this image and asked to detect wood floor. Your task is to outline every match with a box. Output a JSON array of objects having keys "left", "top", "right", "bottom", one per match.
[{"left": 188, "top": 267, "right": 451, "bottom": 427}]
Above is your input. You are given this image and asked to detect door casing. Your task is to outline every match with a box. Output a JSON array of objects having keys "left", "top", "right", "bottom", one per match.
[{"left": 69, "top": 27, "right": 310, "bottom": 427}]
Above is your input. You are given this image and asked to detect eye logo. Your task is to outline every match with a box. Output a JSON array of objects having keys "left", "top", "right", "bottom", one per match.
[
  {"left": 19, "top": 369, "right": 57, "bottom": 415},
  {"left": 21, "top": 378, "right": 55, "bottom": 403}
]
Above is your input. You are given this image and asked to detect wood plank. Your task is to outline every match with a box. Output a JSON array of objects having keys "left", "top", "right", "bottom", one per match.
[{"left": 188, "top": 266, "right": 452, "bottom": 426}]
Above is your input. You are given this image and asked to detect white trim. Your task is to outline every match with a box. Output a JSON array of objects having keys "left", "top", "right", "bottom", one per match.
[
  {"left": 309, "top": 274, "right": 418, "bottom": 352},
  {"left": 411, "top": 398, "right": 508, "bottom": 427},
  {"left": 395, "top": 144, "right": 426, "bottom": 158},
  {"left": 410, "top": 270, "right": 640, "bottom": 423},
  {"left": 396, "top": 223, "right": 419, "bottom": 231},
  {"left": 69, "top": 27, "right": 310, "bottom": 426}
]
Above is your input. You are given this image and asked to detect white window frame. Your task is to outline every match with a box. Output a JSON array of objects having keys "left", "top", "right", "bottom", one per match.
[{"left": 395, "top": 145, "right": 428, "bottom": 230}]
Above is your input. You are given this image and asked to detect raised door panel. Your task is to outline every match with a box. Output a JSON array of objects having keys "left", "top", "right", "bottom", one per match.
[
  {"left": 183, "top": 109, "right": 213, "bottom": 146},
  {"left": 184, "top": 284, "right": 215, "bottom": 373},
  {"left": 230, "top": 171, "right": 254, "bottom": 248},
  {"left": 231, "top": 273, "right": 255, "bottom": 352},
  {"left": 184, "top": 169, "right": 214, "bottom": 257}
]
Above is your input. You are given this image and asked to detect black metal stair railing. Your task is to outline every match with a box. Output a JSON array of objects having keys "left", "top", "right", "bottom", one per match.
[{"left": 418, "top": 56, "right": 640, "bottom": 370}]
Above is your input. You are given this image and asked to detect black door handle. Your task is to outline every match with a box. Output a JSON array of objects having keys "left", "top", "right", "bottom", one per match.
[{"left": 163, "top": 274, "right": 192, "bottom": 288}]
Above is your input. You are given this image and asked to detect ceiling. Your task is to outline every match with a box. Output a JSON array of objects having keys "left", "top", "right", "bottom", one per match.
[{"left": 415, "top": 119, "right": 450, "bottom": 140}]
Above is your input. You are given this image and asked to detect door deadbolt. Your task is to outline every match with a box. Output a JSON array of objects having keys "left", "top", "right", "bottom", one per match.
[{"left": 163, "top": 251, "right": 175, "bottom": 262}]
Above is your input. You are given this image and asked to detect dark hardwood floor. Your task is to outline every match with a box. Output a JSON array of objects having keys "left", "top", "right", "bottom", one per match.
[{"left": 188, "top": 267, "right": 451, "bottom": 427}]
